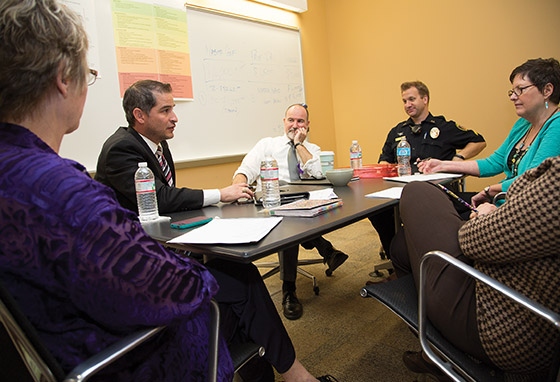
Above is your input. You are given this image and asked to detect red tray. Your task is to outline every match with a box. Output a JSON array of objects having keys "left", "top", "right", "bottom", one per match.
[{"left": 353, "top": 164, "right": 398, "bottom": 178}]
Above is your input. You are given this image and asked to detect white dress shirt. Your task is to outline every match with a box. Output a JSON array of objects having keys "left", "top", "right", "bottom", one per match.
[{"left": 234, "top": 135, "right": 323, "bottom": 188}]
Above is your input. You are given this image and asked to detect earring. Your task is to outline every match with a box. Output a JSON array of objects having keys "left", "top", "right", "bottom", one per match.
[{"left": 545, "top": 101, "right": 549, "bottom": 109}]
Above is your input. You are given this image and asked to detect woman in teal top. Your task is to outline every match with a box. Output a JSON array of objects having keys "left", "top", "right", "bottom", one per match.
[{"left": 419, "top": 57, "right": 560, "bottom": 207}]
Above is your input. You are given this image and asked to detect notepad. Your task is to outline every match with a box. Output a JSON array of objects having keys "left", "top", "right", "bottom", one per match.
[{"left": 268, "top": 199, "right": 343, "bottom": 217}]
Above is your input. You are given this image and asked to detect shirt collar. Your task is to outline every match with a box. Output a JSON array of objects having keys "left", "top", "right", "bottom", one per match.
[
  {"left": 403, "top": 112, "right": 434, "bottom": 127},
  {"left": 138, "top": 132, "right": 159, "bottom": 155}
]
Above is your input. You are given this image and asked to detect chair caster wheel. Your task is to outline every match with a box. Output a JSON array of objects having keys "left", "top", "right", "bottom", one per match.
[
  {"left": 325, "top": 269, "right": 332, "bottom": 277},
  {"left": 313, "top": 286, "right": 320, "bottom": 295}
]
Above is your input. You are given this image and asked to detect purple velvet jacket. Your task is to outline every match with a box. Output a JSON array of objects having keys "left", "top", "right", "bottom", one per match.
[{"left": 0, "top": 123, "right": 233, "bottom": 381}]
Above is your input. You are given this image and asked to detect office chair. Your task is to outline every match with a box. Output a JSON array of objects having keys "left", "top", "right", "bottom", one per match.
[
  {"left": 0, "top": 279, "right": 264, "bottom": 382},
  {"left": 208, "top": 299, "right": 265, "bottom": 381},
  {"left": 257, "top": 250, "right": 322, "bottom": 295},
  {"left": 361, "top": 250, "right": 560, "bottom": 382},
  {"left": 0, "top": 278, "right": 166, "bottom": 382}
]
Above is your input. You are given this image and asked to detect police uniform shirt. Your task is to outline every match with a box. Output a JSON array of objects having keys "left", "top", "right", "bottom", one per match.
[{"left": 378, "top": 113, "right": 485, "bottom": 164}]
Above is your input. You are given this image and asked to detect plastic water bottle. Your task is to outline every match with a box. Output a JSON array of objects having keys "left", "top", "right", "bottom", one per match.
[
  {"left": 260, "top": 155, "right": 281, "bottom": 208},
  {"left": 396, "top": 137, "right": 412, "bottom": 176},
  {"left": 135, "top": 162, "right": 159, "bottom": 222},
  {"left": 350, "top": 140, "right": 363, "bottom": 169}
]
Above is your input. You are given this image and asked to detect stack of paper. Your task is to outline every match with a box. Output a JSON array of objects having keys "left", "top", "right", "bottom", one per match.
[
  {"left": 268, "top": 199, "right": 343, "bottom": 217},
  {"left": 167, "top": 217, "right": 283, "bottom": 244}
]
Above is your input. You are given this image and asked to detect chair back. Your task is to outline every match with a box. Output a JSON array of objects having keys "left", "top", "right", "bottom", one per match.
[
  {"left": 0, "top": 279, "right": 64, "bottom": 382},
  {"left": 361, "top": 274, "right": 502, "bottom": 382}
]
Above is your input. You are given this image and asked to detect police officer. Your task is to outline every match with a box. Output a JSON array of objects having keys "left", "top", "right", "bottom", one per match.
[
  {"left": 379, "top": 81, "right": 486, "bottom": 169},
  {"left": 367, "top": 81, "right": 486, "bottom": 283}
]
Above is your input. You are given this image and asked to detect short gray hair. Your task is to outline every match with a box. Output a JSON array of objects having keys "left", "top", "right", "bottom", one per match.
[{"left": 0, "top": 0, "right": 89, "bottom": 122}]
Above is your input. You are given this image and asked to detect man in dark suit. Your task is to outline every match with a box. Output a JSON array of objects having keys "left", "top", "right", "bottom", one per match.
[
  {"left": 95, "top": 80, "right": 252, "bottom": 213},
  {"left": 95, "top": 80, "right": 337, "bottom": 382}
]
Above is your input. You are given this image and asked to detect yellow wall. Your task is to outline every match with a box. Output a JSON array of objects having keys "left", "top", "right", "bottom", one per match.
[{"left": 178, "top": 0, "right": 560, "bottom": 191}]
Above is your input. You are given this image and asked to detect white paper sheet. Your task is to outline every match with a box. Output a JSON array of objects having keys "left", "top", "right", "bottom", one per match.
[
  {"left": 167, "top": 217, "right": 283, "bottom": 244},
  {"left": 365, "top": 187, "right": 404, "bottom": 199},
  {"left": 308, "top": 188, "right": 338, "bottom": 199},
  {"left": 383, "top": 173, "right": 462, "bottom": 183}
]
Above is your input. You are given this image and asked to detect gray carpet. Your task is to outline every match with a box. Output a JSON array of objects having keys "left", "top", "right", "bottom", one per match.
[{"left": 254, "top": 219, "right": 427, "bottom": 382}]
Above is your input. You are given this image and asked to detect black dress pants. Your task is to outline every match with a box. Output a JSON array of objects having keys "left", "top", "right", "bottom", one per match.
[
  {"left": 389, "top": 181, "right": 492, "bottom": 365},
  {"left": 206, "top": 259, "right": 296, "bottom": 379},
  {"left": 278, "top": 236, "right": 332, "bottom": 284}
]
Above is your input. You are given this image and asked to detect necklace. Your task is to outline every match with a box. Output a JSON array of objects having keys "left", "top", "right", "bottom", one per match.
[{"left": 511, "top": 106, "right": 559, "bottom": 176}]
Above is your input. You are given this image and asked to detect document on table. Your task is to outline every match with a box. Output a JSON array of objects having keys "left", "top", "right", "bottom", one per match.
[
  {"left": 167, "top": 217, "right": 283, "bottom": 244},
  {"left": 365, "top": 187, "right": 404, "bottom": 199},
  {"left": 383, "top": 173, "right": 462, "bottom": 183}
]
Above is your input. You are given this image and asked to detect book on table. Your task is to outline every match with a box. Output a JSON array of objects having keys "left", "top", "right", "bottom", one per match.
[{"left": 268, "top": 199, "right": 343, "bottom": 217}]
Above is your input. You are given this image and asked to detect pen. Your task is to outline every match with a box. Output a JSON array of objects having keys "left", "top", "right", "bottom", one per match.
[
  {"left": 414, "top": 157, "right": 432, "bottom": 165},
  {"left": 436, "top": 183, "right": 478, "bottom": 213}
]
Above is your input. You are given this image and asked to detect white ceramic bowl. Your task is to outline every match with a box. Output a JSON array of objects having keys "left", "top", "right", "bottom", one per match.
[{"left": 325, "top": 168, "right": 354, "bottom": 186}]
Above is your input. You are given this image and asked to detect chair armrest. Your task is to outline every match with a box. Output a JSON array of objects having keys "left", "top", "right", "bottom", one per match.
[
  {"left": 63, "top": 326, "right": 165, "bottom": 382},
  {"left": 492, "top": 192, "right": 507, "bottom": 205},
  {"left": 208, "top": 299, "right": 220, "bottom": 382},
  {"left": 418, "top": 250, "right": 560, "bottom": 382}
]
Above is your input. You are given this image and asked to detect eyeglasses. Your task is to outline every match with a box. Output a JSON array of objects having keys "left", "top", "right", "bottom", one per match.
[
  {"left": 87, "top": 69, "right": 98, "bottom": 86},
  {"left": 508, "top": 84, "right": 535, "bottom": 98}
]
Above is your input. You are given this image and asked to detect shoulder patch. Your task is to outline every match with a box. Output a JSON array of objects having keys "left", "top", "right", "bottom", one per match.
[{"left": 456, "top": 123, "right": 468, "bottom": 131}]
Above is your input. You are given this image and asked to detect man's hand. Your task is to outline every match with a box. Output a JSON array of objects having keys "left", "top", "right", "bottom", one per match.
[
  {"left": 219, "top": 183, "right": 254, "bottom": 202},
  {"left": 292, "top": 126, "right": 308, "bottom": 144}
]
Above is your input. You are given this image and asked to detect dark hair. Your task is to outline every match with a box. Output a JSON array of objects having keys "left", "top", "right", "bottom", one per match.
[
  {"left": 122, "top": 80, "right": 173, "bottom": 126},
  {"left": 0, "top": 0, "right": 88, "bottom": 122},
  {"left": 509, "top": 58, "right": 560, "bottom": 104},
  {"left": 285, "top": 103, "right": 309, "bottom": 120},
  {"left": 401, "top": 81, "right": 430, "bottom": 102}
]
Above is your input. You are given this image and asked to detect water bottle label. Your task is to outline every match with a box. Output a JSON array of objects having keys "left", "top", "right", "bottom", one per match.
[
  {"left": 350, "top": 152, "right": 362, "bottom": 159},
  {"left": 260, "top": 168, "right": 279, "bottom": 181},
  {"left": 135, "top": 179, "right": 155, "bottom": 193},
  {"left": 397, "top": 147, "right": 410, "bottom": 156}
]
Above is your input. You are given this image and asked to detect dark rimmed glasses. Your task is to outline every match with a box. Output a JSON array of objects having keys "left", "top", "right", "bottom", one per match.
[
  {"left": 87, "top": 69, "right": 98, "bottom": 86},
  {"left": 508, "top": 84, "right": 535, "bottom": 98}
]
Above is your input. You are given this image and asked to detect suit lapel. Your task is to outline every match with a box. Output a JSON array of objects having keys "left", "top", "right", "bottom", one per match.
[{"left": 126, "top": 127, "right": 166, "bottom": 182}]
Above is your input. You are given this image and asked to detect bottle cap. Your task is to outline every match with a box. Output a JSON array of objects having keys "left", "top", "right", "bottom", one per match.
[
  {"left": 352, "top": 140, "right": 358, "bottom": 144},
  {"left": 138, "top": 162, "right": 147, "bottom": 167}
]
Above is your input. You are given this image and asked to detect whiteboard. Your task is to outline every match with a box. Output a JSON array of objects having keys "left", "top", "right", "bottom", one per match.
[{"left": 60, "top": 1, "right": 305, "bottom": 171}]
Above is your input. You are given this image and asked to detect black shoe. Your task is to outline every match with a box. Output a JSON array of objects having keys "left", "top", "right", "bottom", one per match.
[
  {"left": 402, "top": 351, "right": 452, "bottom": 382},
  {"left": 282, "top": 291, "right": 303, "bottom": 320},
  {"left": 324, "top": 249, "right": 348, "bottom": 276},
  {"left": 316, "top": 375, "right": 338, "bottom": 382}
]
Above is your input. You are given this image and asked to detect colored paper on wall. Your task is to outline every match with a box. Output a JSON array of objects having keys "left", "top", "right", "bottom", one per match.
[{"left": 111, "top": 0, "right": 193, "bottom": 99}]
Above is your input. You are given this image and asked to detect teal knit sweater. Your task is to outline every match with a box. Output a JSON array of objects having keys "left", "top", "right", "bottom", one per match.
[{"left": 476, "top": 111, "right": 560, "bottom": 191}]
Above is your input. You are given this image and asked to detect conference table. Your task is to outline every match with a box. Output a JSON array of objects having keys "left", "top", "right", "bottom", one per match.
[{"left": 142, "top": 177, "right": 412, "bottom": 263}]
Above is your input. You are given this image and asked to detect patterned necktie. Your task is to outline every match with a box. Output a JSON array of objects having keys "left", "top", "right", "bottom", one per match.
[
  {"left": 287, "top": 141, "right": 300, "bottom": 181},
  {"left": 156, "top": 145, "right": 174, "bottom": 187}
]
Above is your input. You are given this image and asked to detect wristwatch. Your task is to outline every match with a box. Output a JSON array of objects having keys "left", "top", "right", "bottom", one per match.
[
  {"left": 483, "top": 186, "right": 491, "bottom": 199},
  {"left": 294, "top": 142, "right": 303, "bottom": 148}
]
